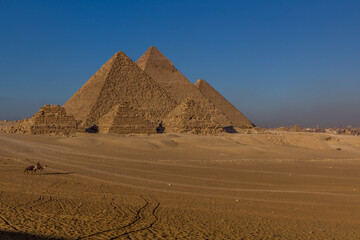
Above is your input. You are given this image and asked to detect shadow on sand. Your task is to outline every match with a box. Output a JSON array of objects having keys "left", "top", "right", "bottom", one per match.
[
  {"left": 41, "top": 172, "right": 75, "bottom": 176},
  {"left": 0, "top": 231, "right": 68, "bottom": 240}
]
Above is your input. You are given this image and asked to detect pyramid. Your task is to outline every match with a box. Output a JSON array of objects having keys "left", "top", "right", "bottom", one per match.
[
  {"left": 136, "top": 46, "right": 231, "bottom": 127},
  {"left": 98, "top": 103, "right": 157, "bottom": 134},
  {"left": 194, "top": 79, "right": 253, "bottom": 128},
  {"left": 163, "top": 98, "right": 224, "bottom": 135},
  {"left": 289, "top": 125, "right": 303, "bottom": 132},
  {"left": 5, "top": 105, "right": 79, "bottom": 135},
  {"left": 63, "top": 51, "right": 177, "bottom": 129}
]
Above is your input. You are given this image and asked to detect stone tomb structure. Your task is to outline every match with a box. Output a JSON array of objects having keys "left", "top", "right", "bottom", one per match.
[
  {"left": 63, "top": 51, "right": 177, "bottom": 129},
  {"left": 98, "top": 103, "right": 157, "bottom": 134},
  {"left": 5, "top": 105, "right": 79, "bottom": 136},
  {"left": 136, "top": 46, "right": 232, "bottom": 128},
  {"left": 163, "top": 98, "right": 224, "bottom": 135},
  {"left": 194, "top": 79, "right": 253, "bottom": 128},
  {"left": 7, "top": 47, "right": 253, "bottom": 136}
]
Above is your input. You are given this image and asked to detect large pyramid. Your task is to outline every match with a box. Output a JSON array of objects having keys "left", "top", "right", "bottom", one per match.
[
  {"left": 6, "top": 47, "right": 254, "bottom": 136},
  {"left": 136, "top": 46, "right": 231, "bottom": 127},
  {"left": 63, "top": 51, "right": 177, "bottom": 128},
  {"left": 98, "top": 103, "right": 157, "bottom": 134},
  {"left": 163, "top": 98, "right": 224, "bottom": 135},
  {"left": 194, "top": 79, "right": 253, "bottom": 128}
]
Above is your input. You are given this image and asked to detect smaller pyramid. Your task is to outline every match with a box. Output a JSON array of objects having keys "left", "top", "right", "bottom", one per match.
[
  {"left": 289, "top": 125, "right": 303, "bottom": 132},
  {"left": 5, "top": 105, "right": 79, "bottom": 136},
  {"left": 194, "top": 79, "right": 254, "bottom": 128},
  {"left": 163, "top": 98, "right": 224, "bottom": 135},
  {"left": 98, "top": 103, "right": 157, "bottom": 134}
]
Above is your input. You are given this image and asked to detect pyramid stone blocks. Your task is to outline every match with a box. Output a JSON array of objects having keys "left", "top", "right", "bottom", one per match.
[
  {"left": 194, "top": 79, "right": 253, "bottom": 128},
  {"left": 136, "top": 46, "right": 231, "bottom": 127},
  {"left": 63, "top": 51, "right": 177, "bottom": 128},
  {"left": 163, "top": 98, "right": 224, "bottom": 135},
  {"left": 7, "top": 46, "right": 253, "bottom": 136},
  {"left": 98, "top": 103, "right": 157, "bottom": 134},
  {"left": 6, "top": 105, "right": 79, "bottom": 136}
]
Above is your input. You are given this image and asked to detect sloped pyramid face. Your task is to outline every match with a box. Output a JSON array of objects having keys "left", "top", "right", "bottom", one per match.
[
  {"left": 194, "top": 79, "right": 253, "bottom": 128},
  {"left": 6, "top": 105, "right": 79, "bottom": 135},
  {"left": 136, "top": 46, "right": 231, "bottom": 127},
  {"left": 163, "top": 98, "right": 224, "bottom": 135},
  {"left": 98, "top": 103, "right": 157, "bottom": 134},
  {"left": 63, "top": 51, "right": 177, "bottom": 128}
]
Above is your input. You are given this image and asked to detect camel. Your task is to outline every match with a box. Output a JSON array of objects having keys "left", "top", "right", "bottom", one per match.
[
  {"left": 35, "top": 162, "right": 46, "bottom": 173},
  {"left": 24, "top": 165, "right": 35, "bottom": 174},
  {"left": 23, "top": 162, "right": 46, "bottom": 174}
]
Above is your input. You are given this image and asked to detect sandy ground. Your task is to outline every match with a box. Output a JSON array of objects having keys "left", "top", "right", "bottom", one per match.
[{"left": 0, "top": 127, "right": 360, "bottom": 239}]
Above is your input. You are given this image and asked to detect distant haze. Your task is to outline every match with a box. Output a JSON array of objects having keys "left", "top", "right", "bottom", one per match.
[{"left": 0, "top": 1, "right": 359, "bottom": 128}]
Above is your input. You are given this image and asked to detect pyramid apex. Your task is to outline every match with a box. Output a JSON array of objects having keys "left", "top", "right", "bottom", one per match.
[
  {"left": 195, "top": 79, "right": 207, "bottom": 84},
  {"left": 149, "top": 45, "right": 158, "bottom": 50},
  {"left": 136, "top": 46, "right": 173, "bottom": 71},
  {"left": 114, "top": 50, "right": 127, "bottom": 57},
  {"left": 194, "top": 79, "right": 208, "bottom": 88},
  {"left": 144, "top": 46, "right": 166, "bottom": 57}
]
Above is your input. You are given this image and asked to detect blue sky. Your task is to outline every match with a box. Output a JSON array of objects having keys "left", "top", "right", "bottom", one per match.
[{"left": 0, "top": 0, "right": 359, "bottom": 127}]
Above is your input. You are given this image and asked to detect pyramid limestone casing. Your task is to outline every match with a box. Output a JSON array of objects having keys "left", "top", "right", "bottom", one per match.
[
  {"left": 163, "top": 98, "right": 224, "bottom": 135},
  {"left": 136, "top": 46, "right": 231, "bottom": 127},
  {"left": 6, "top": 105, "right": 79, "bottom": 135},
  {"left": 194, "top": 79, "right": 253, "bottom": 128},
  {"left": 63, "top": 51, "right": 177, "bottom": 129},
  {"left": 98, "top": 103, "right": 157, "bottom": 134}
]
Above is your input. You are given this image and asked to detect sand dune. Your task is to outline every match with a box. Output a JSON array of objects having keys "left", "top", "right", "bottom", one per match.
[{"left": 0, "top": 131, "right": 360, "bottom": 239}]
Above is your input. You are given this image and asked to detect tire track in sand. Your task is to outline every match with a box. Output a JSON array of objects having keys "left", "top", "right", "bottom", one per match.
[
  {"left": 109, "top": 195, "right": 160, "bottom": 239},
  {"left": 77, "top": 195, "right": 160, "bottom": 239}
]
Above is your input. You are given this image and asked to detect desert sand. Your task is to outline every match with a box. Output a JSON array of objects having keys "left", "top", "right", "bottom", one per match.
[
  {"left": 1, "top": 125, "right": 360, "bottom": 239},
  {"left": 1, "top": 47, "right": 359, "bottom": 239}
]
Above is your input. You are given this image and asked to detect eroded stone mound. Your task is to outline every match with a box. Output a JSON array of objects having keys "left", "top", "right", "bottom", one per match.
[
  {"left": 5, "top": 105, "right": 79, "bottom": 136},
  {"left": 163, "top": 98, "right": 224, "bottom": 135},
  {"left": 194, "top": 79, "right": 253, "bottom": 128},
  {"left": 98, "top": 103, "right": 157, "bottom": 134},
  {"left": 63, "top": 51, "right": 177, "bottom": 128}
]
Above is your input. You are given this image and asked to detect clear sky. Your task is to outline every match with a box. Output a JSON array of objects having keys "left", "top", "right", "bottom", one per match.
[{"left": 0, "top": 0, "right": 359, "bottom": 127}]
